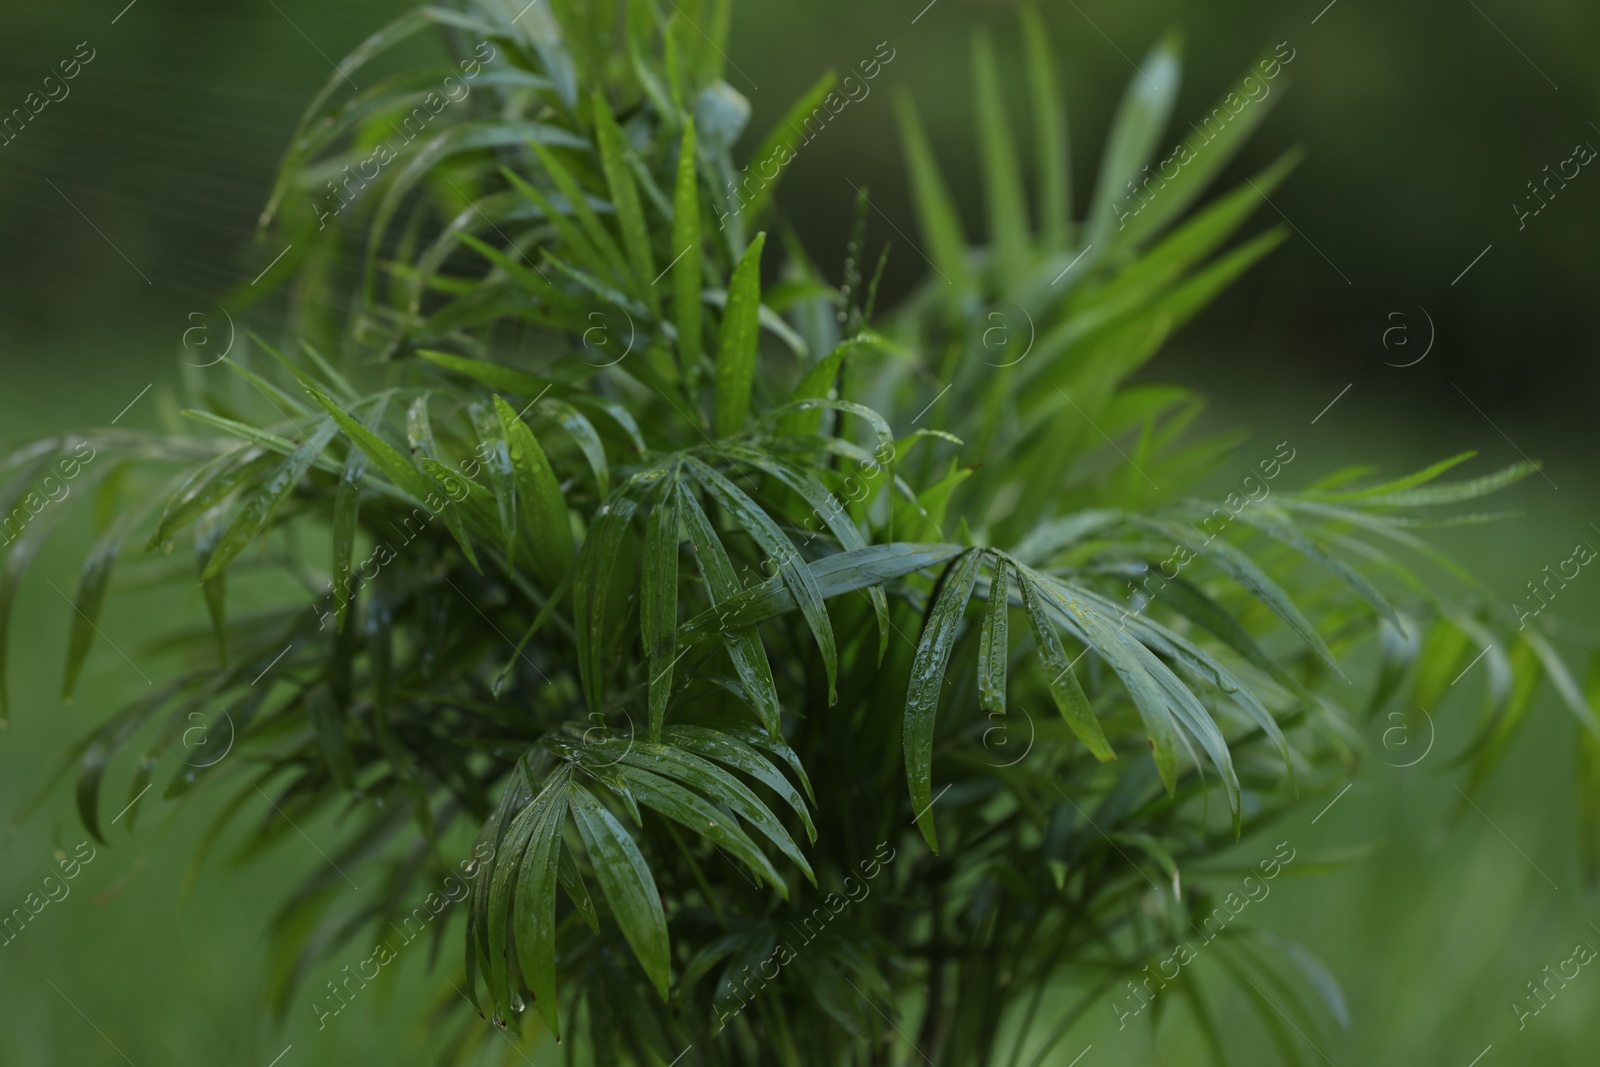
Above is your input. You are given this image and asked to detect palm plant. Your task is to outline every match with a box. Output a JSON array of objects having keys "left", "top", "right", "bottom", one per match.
[{"left": 8, "top": 1, "right": 1595, "bottom": 1063}]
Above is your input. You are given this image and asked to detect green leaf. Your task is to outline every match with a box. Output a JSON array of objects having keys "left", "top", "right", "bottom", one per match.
[
  {"left": 615, "top": 762, "right": 789, "bottom": 895},
  {"left": 497, "top": 164, "right": 611, "bottom": 279},
  {"left": 363, "top": 121, "right": 592, "bottom": 295},
  {"left": 739, "top": 72, "right": 835, "bottom": 223},
  {"left": 539, "top": 397, "right": 611, "bottom": 496},
  {"left": 905, "top": 549, "right": 982, "bottom": 851},
  {"left": 574, "top": 483, "right": 642, "bottom": 716},
  {"left": 977, "top": 556, "right": 1010, "bottom": 713},
  {"left": 306, "top": 686, "right": 357, "bottom": 792},
  {"left": 558, "top": 846, "right": 599, "bottom": 933},
  {"left": 593, "top": 92, "right": 658, "bottom": 313},
  {"left": 723, "top": 443, "right": 891, "bottom": 663},
  {"left": 526, "top": 140, "right": 631, "bottom": 283},
  {"left": 1025, "top": 568, "right": 1184, "bottom": 796},
  {"left": 304, "top": 389, "right": 429, "bottom": 500},
  {"left": 685, "top": 456, "right": 837, "bottom": 702},
  {"left": 1079, "top": 583, "right": 1293, "bottom": 783},
  {"left": 493, "top": 395, "right": 575, "bottom": 587},
  {"left": 487, "top": 780, "right": 547, "bottom": 1012},
  {"left": 416, "top": 348, "right": 552, "bottom": 398},
  {"left": 1150, "top": 575, "right": 1307, "bottom": 698},
  {"left": 1226, "top": 508, "right": 1399, "bottom": 627},
  {"left": 569, "top": 781, "right": 671, "bottom": 1000},
  {"left": 1018, "top": 569, "right": 1116, "bottom": 762},
  {"left": 1117, "top": 44, "right": 1283, "bottom": 248},
  {"left": 469, "top": 401, "right": 519, "bottom": 567},
  {"left": 1021, "top": 4, "right": 1071, "bottom": 251},
  {"left": 196, "top": 514, "right": 227, "bottom": 663},
  {"left": 1134, "top": 516, "right": 1336, "bottom": 670},
  {"left": 329, "top": 398, "right": 388, "bottom": 634},
  {"left": 456, "top": 231, "right": 568, "bottom": 307},
  {"left": 1086, "top": 33, "right": 1181, "bottom": 245},
  {"left": 894, "top": 92, "right": 969, "bottom": 289},
  {"left": 1309, "top": 450, "right": 1477, "bottom": 502},
  {"left": 146, "top": 450, "right": 268, "bottom": 550},
  {"left": 1578, "top": 658, "right": 1600, "bottom": 891},
  {"left": 0, "top": 491, "right": 72, "bottom": 719},
  {"left": 513, "top": 778, "right": 570, "bottom": 1037},
  {"left": 677, "top": 482, "right": 784, "bottom": 737},
  {"left": 663, "top": 724, "right": 816, "bottom": 843},
  {"left": 642, "top": 471, "right": 682, "bottom": 741},
  {"left": 63, "top": 500, "right": 147, "bottom": 702},
  {"left": 306, "top": 387, "right": 482, "bottom": 570},
  {"left": 181, "top": 411, "right": 306, "bottom": 464},
  {"left": 679, "top": 542, "right": 963, "bottom": 642},
  {"left": 776, "top": 334, "right": 880, "bottom": 438},
  {"left": 671, "top": 120, "right": 703, "bottom": 371},
  {"left": 1522, "top": 627, "right": 1600, "bottom": 737},
  {"left": 973, "top": 30, "right": 1030, "bottom": 289},
  {"left": 1408, "top": 617, "right": 1470, "bottom": 712},
  {"left": 715, "top": 231, "right": 767, "bottom": 435},
  {"left": 640, "top": 742, "right": 810, "bottom": 871},
  {"left": 570, "top": 393, "right": 647, "bottom": 456},
  {"left": 1358, "top": 461, "right": 1539, "bottom": 508},
  {"left": 200, "top": 421, "right": 337, "bottom": 581}
]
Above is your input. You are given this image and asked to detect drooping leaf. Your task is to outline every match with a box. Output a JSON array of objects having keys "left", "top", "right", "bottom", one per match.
[
  {"left": 641, "top": 469, "right": 682, "bottom": 741},
  {"left": 904, "top": 549, "right": 982, "bottom": 851},
  {"left": 677, "top": 482, "right": 783, "bottom": 737},
  {"left": 1017, "top": 568, "right": 1116, "bottom": 762},
  {"left": 977, "top": 555, "right": 1010, "bottom": 713},
  {"left": 685, "top": 456, "right": 837, "bottom": 703},
  {"left": 513, "top": 777, "right": 570, "bottom": 1036},
  {"left": 569, "top": 781, "right": 671, "bottom": 1000},
  {"left": 201, "top": 421, "right": 338, "bottom": 581},
  {"left": 63, "top": 493, "right": 150, "bottom": 702}
]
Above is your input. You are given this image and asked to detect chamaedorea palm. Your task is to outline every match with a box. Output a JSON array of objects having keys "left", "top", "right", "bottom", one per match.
[{"left": 6, "top": 2, "right": 1591, "bottom": 1065}]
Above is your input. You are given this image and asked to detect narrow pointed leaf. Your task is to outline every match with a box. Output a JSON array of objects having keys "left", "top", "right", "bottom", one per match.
[
  {"left": 642, "top": 474, "right": 682, "bottom": 740},
  {"left": 977, "top": 556, "right": 1010, "bottom": 713},
  {"left": 1018, "top": 570, "right": 1116, "bottom": 761},
  {"left": 569, "top": 782, "right": 671, "bottom": 1001},
  {"left": 671, "top": 120, "right": 703, "bottom": 370},
  {"left": 1022, "top": 4, "right": 1071, "bottom": 250},
  {"left": 593, "top": 93, "right": 657, "bottom": 312},
  {"left": 514, "top": 781, "right": 570, "bottom": 1037},
  {"left": 1086, "top": 33, "right": 1181, "bottom": 244},
  {"left": 677, "top": 484, "right": 783, "bottom": 736},
  {"left": 494, "top": 395, "right": 575, "bottom": 587},
  {"left": 616, "top": 763, "right": 788, "bottom": 895},
  {"left": 973, "top": 30, "right": 1030, "bottom": 287},
  {"left": 539, "top": 397, "right": 610, "bottom": 496},
  {"left": 469, "top": 401, "right": 519, "bottom": 566},
  {"left": 686, "top": 456, "right": 837, "bottom": 702},
  {"left": 715, "top": 231, "right": 767, "bottom": 435},
  {"left": 905, "top": 549, "right": 982, "bottom": 851},
  {"left": 663, "top": 725, "right": 816, "bottom": 843},
  {"left": 201, "top": 421, "right": 337, "bottom": 581},
  {"left": 894, "top": 93, "right": 969, "bottom": 288}
]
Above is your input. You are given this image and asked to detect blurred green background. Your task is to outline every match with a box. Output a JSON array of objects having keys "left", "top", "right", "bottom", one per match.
[{"left": 1, "top": 0, "right": 1596, "bottom": 1063}]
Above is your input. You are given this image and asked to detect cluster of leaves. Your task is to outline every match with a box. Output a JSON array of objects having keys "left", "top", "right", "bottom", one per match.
[{"left": 7, "top": 2, "right": 1597, "bottom": 1064}]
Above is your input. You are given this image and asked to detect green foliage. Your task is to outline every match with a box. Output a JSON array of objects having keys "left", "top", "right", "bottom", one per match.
[{"left": 5, "top": 2, "right": 1592, "bottom": 1064}]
